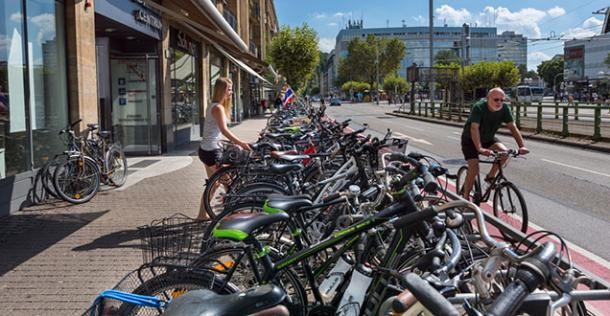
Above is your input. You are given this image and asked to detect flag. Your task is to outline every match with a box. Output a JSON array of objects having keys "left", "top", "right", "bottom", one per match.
[{"left": 282, "top": 87, "right": 295, "bottom": 107}]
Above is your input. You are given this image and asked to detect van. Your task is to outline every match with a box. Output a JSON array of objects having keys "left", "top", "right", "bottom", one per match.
[{"left": 515, "top": 86, "right": 544, "bottom": 103}]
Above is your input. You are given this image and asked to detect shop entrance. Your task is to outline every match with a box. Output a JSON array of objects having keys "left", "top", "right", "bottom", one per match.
[{"left": 109, "top": 54, "right": 161, "bottom": 154}]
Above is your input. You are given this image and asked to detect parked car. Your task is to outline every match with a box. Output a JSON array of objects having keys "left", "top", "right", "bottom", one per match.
[{"left": 330, "top": 98, "right": 341, "bottom": 106}]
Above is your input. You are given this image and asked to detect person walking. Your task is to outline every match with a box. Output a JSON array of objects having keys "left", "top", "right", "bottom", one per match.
[
  {"left": 460, "top": 87, "right": 529, "bottom": 200},
  {"left": 197, "top": 77, "right": 251, "bottom": 220}
]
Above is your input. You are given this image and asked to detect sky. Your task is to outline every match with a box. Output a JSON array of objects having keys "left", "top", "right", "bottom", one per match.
[{"left": 274, "top": 0, "right": 608, "bottom": 70}]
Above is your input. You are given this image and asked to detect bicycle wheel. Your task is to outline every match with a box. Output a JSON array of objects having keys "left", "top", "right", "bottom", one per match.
[
  {"left": 203, "top": 166, "right": 241, "bottom": 218},
  {"left": 493, "top": 182, "right": 528, "bottom": 237},
  {"left": 455, "top": 166, "right": 468, "bottom": 196},
  {"left": 43, "top": 153, "right": 69, "bottom": 200},
  {"left": 106, "top": 145, "right": 128, "bottom": 187},
  {"left": 119, "top": 268, "right": 238, "bottom": 316},
  {"left": 53, "top": 155, "right": 100, "bottom": 204},
  {"left": 30, "top": 168, "right": 48, "bottom": 204},
  {"left": 192, "top": 245, "right": 308, "bottom": 316}
]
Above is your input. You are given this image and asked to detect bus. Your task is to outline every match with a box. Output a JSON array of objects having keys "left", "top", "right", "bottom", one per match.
[{"left": 515, "top": 85, "right": 544, "bottom": 103}]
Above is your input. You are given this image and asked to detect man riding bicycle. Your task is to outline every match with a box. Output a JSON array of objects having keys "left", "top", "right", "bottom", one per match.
[{"left": 460, "top": 87, "right": 529, "bottom": 200}]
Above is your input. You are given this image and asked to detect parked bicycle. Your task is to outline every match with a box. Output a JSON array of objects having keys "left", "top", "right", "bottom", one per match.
[{"left": 455, "top": 149, "right": 528, "bottom": 238}]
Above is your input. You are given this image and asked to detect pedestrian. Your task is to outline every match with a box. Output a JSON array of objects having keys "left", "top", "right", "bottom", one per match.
[
  {"left": 197, "top": 77, "right": 251, "bottom": 220},
  {"left": 460, "top": 87, "right": 529, "bottom": 200}
]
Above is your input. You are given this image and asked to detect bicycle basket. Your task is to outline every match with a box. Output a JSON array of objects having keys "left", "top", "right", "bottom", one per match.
[
  {"left": 138, "top": 214, "right": 211, "bottom": 266},
  {"left": 219, "top": 143, "right": 250, "bottom": 165},
  {"left": 388, "top": 137, "right": 408, "bottom": 154}
]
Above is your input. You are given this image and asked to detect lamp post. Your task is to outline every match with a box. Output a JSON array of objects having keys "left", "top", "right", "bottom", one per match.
[{"left": 375, "top": 41, "right": 380, "bottom": 105}]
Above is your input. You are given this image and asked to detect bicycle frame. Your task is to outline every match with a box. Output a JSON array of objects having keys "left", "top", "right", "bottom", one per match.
[{"left": 474, "top": 154, "right": 511, "bottom": 204}]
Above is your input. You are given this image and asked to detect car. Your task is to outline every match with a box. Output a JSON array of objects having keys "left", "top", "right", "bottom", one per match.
[{"left": 330, "top": 98, "right": 341, "bottom": 106}]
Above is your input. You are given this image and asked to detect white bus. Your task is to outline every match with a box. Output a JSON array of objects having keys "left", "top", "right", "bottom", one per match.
[{"left": 515, "top": 86, "right": 544, "bottom": 103}]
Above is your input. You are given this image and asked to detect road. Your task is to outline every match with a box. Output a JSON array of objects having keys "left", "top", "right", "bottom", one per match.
[{"left": 326, "top": 102, "right": 610, "bottom": 263}]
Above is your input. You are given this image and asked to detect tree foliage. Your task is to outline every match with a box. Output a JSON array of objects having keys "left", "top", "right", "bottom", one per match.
[
  {"left": 382, "top": 74, "right": 410, "bottom": 99},
  {"left": 537, "top": 58, "right": 564, "bottom": 90},
  {"left": 337, "top": 35, "right": 406, "bottom": 87},
  {"left": 459, "top": 61, "right": 520, "bottom": 91},
  {"left": 435, "top": 49, "right": 460, "bottom": 66},
  {"left": 268, "top": 24, "right": 320, "bottom": 92},
  {"left": 341, "top": 81, "right": 370, "bottom": 93}
]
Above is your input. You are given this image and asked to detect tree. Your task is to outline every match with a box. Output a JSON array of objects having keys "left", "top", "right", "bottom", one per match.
[
  {"left": 459, "top": 61, "right": 520, "bottom": 92},
  {"left": 537, "top": 57, "right": 564, "bottom": 90},
  {"left": 337, "top": 35, "right": 406, "bottom": 88},
  {"left": 517, "top": 64, "right": 528, "bottom": 82},
  {"left": 268, "top": 24, "right": 320, "bottom": 92},
  {"left": 383, "top": 74, "right": 410, "bottom": 101},
  {"left": 435, "top": 49, "right": 460, "bottom": 66}
]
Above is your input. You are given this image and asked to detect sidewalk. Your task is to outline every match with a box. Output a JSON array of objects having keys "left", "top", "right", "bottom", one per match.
[{"left": 0, "top": 117, "right": 269, "bottom": 315}]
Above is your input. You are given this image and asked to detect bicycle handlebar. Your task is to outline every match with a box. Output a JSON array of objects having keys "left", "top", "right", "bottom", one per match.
[{"left": 392, "top": 273, "right": 459, "bottom": 316}]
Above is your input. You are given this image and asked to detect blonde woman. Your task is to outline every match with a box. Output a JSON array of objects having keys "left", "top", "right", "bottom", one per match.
[{"left": 197, "top": 77, "right": 250, "bottom": 220}]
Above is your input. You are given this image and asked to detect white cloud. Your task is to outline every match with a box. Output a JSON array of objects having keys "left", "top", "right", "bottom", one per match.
[
  {"left": 562, "top": 17, "right": 603, "bottom": 40},
  {"left": 328, "top": 22, "right": 337, "bottom": 27},
  {"left": 528, "top": 51, "right": 551, "bottom": 70},
  {"left": 334, "top": 12, "right": 352, "bottom": 18},
  {"left": 313, "top": 13, "right": 326, "bottom": 19},
  {"left": 413, "top": 15, "right": 426, "bottom": 25},
  {"left": 318, "top": 37, "right": 335, "bottom": 53},
  {"left": 435, "top": 5, "right": 471, "bottom": 25},
  {"left": 10, "top": 12, "right": 23, "bottom": 23},
  {"left": 547, "top": 6, "right": 565, "bottom": 18},
  {"left": 31, "top": 13, "right": 56, "bottom": 43}
]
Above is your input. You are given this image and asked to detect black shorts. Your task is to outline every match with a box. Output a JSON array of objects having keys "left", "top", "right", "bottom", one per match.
[
  {"left": 461, "top": 137, "right": 500, "bottom": 160},
  {"left": 198, "top": 148, "right": 222, "bottom": 167}
]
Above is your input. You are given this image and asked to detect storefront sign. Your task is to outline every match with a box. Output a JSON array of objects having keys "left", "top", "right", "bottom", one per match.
[
  {"left": 177, "top": 31, "right": 197, "bottom": 55},
  {"left": 135, "top": 10, "right": 162, "bottom": 31}
]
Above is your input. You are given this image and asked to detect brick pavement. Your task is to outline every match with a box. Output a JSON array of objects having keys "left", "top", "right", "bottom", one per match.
[{"left": 0, "top": 117, "right": 268, "bottom": 315}]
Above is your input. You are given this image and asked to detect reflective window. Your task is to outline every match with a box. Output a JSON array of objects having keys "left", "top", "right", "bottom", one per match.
[
  {"left": 171, "top": 48, "right": 199, "bottom": 131},
  {"left": 0, "top": 1, "right": 29, "bottom": 178},
  {"left": 27, "top": 0, "right": 68, "bottom": 168}
]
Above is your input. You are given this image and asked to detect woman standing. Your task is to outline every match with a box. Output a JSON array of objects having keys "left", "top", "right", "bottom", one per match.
[{"left": 197, "top": 77, "right": 250, "bottom": 220}]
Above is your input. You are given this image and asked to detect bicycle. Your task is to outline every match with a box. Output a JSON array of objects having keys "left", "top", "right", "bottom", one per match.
[{"left": 455, "top": 149, "right": 528, "bottom": 239}]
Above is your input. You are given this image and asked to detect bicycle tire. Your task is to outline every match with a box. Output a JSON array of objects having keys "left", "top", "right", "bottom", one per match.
[
  {"left": 206, "top": 180, "right": 289, "bottom": 219},
  {"left": 106, "top": 145, "right": 128, "bottom": 187},
  {"left": 493, "top": 182, "right": 528, "bottom": 238},
  {"left": 31, "top": 168, "right": 48, "bottom": 204},
  {"left": 53, "top": 155, "right": 100, "bottom": 204},
  {"left": 118, "top": 268, "right": 238, "bottom": 316},
  {"left": 455, "top": 166, "right": 468, "bottom": 197},
  {"left": 192, "top": 245, "right": 308, "bottom": 316},
  {"left": 43, "top": 153, "right": 69, "bottom": 200},
  {"left": 203, "top": 166, "right": 241, "bottom": 218}
]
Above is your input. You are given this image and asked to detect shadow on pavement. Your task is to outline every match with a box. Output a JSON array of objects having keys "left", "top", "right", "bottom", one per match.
[
  {"left": 72, "top": 228, "right": 141, "bottom": 252},
  {"left": 0, "top": 210, "right": 109, "bottom": 277}
]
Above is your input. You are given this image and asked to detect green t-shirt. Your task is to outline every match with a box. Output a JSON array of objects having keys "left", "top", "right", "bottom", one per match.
[{"left": 462, "top": 99, "right": 514, "bottom": 144}]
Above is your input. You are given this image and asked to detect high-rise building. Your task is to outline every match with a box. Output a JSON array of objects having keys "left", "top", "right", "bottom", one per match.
[
  {"left": 497, "top": 31, "right": 527, "bottom": 67},
  {"left": 564, "top": 33, "right": 610, "bottom": 82}
]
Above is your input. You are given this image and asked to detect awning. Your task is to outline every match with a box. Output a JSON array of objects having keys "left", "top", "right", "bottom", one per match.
[{"left": 213, "top": 44, "right": 273, "bottom": 86}]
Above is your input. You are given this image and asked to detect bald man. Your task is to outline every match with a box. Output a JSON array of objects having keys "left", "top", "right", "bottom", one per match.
[{"left": 460, "top": 87, "right": 529, "bottom": 200}]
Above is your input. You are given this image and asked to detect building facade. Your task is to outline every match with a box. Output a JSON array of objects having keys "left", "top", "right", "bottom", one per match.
[
  {"left": 564, "top": 33, "right": 610, "bottom": 82},
  {"left": 497, "top": 31, "right": 527, "bottom": 67},
  {"left": 0, "top": 0, "right": 278, "bottom": 215},
  {"left": 333, "top": 24, "right": 499, "bottom": 84}
]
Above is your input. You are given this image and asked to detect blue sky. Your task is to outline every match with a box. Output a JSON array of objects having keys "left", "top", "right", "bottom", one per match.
[{"left": 275, "top": 0, "right": 608, "bottom": 70}]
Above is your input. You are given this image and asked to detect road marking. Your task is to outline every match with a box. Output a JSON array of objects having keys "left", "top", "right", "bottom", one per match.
[
  {"left": 541, "top": 159, "right": 610, "bottom": 178},
  {"left": 403, "top": 125, "right": 424, "bottom": 131},
  {"left": 393, "top": 131, "right": 433, "bottom": 146},
  {"left": 452, "top": 131, "right": 461, "bottom": 135},
  {"left": 447, "top": 136, "right": 461, "bottom": 141}
]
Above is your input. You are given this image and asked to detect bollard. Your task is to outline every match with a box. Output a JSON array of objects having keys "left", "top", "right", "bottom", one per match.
[
  {"left": 458, "top": 103, "right": 463, "bottom": 122},
  {"left": 562, "top": 106, "right": 569, "bottom": 137},
  {"left": 554, "top": 102, "right": 559, "bottom": 119},
  {"left": 515, "top": 103, "right": 521, "bottom": 129},
  {"left": 431, "top": 102, "right": 435, "bottom": 118},
  {"left": 574, "top": 102, "right": 579, "bottom": 120},
  {"left": 410, "top": 100, "right": 415, "bottom": 114},
  {"left": 536, "top": 105, "right": 542, "bottom": 133},
  {"left": 418, "top": 102, "right": 422, "bottom": 116},
  {"left": 523, "top": 102, "right": 528, "bottom": 117},
  {"left": 593, "top": 105, "right": 601, "bottom": 141},
  {"left": 424, "top": 102, "right": 428, "bottom": 117}
]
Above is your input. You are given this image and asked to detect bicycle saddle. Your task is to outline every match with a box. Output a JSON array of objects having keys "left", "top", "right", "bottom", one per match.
[
  {"left": 274, "top": 154, "right": 310, "bottom": 162},
  {"left": 161, "top": 284, "right": 286, "bottom": 316},
  {"left": 264, "top": 196, "right": 313, "bottom": 213},
  {"left": 98, "top": 130, "right": 112, "bottom": 138},
  {"left": 269, "top": 164, "right": 304, "bottom": 174},
  {"left": 213, "top": 212, "right": 289, "bottom": 241}
]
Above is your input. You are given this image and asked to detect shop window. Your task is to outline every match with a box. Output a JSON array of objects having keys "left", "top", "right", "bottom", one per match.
[
  {"left": 171, "top": 48, "right": 199, "bottom": 130},
  {"left": 1, "top": 1, "right": 29, "bottom": 179}
]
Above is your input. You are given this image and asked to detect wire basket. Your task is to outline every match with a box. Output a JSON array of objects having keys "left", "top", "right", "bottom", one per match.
[
  {"left": 138, "top": 213, "right": 211, "bottom": 266},
  {"left": 388, "top": 137, "right": 409, "bottom": 154}
]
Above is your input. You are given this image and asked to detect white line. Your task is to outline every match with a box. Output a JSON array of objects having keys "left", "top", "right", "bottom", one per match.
[
  {"left": 447, "top": 136, "right": 461, "bottom": 141},
  {"left": 403, "top": 125, "right": 424, "bottom": 131},
  {"left": 541, "top": 159, "right": 610, "bottom": 178},
  {"left": 393, "top": 132, "right": 433, "bottom": 146},
  {"left": 452, "top": 131, "right": 461, "bottom": 135}
]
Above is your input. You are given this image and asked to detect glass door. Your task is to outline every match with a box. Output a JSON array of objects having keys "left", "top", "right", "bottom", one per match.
[{"left": 110, "top": 55, "right": 160, "bottom": 154}]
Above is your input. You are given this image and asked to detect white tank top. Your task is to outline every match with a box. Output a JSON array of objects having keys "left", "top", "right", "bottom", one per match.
[{"left": 200, "top": 103, "right": 223, "bottom": 150}]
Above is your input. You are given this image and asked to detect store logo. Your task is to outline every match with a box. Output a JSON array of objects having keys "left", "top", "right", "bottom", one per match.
[
  {"left": 177, "top": 31, "right": 196, "bottom": 55},
  {"left": 135, "top": 10, "right": 162, "bottom": 31}
]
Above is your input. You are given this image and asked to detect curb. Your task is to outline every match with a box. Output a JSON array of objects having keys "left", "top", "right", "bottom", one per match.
[{"left": 387, "top": 111, "right": 610, "bottom": 154}]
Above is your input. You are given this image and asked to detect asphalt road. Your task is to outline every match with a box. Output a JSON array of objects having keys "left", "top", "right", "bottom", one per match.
[{"left": 326, "top": 102, "right": 610, "bottom": 262}]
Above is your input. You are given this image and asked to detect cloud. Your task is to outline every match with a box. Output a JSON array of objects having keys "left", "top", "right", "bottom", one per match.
[
  {"left": 528, "top": 51, "right": 551, "bottom": 70},
  {"left": 328, "top": 22, "right": 337, "bottom": 27},
  {"left": 10, "top": 12, "right": 23, "bottom": 23},
  {"left": 313, "top": 13, "right": 326, "bottom": 19},
  {"left": 435, "top": 5, "right": 471, "bottom": 25},
  {"left": 413, "top": 15, "right": 426, "bottom": 25},
  {"left": 486, "top": 7, "right": 547, "bottom": 38},
  {"left": 547, "top": 6, "right": 565, "bottom": 18},
  {"left": 562, "top": 17, "right": 603, "bottom": 40},
  {"left": 334, "top": 12, "right": 352, "bottom": 18},
  {"left": 30, "top": 13, "right": 56, "bottom": 43},
  {"left": 318, "top": 38, "right": 335, "bottom": 53}
]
